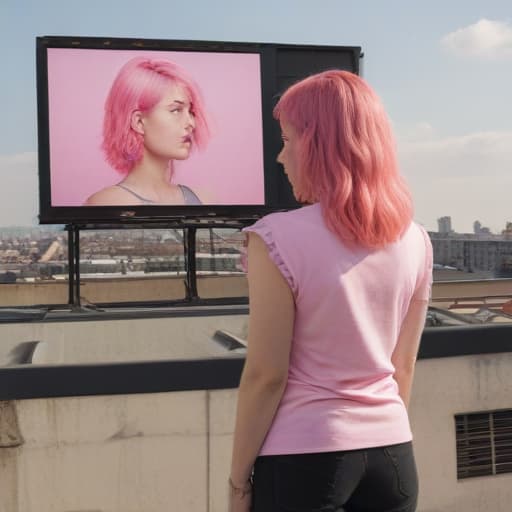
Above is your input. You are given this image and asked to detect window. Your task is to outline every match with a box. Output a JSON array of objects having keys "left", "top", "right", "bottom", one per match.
[
  {"left": 455, "top": 409, "right": 512, "bottom": 479},
  {"left": 78, "top": 228, "right": 187, "bottom": 304},
  {"left": 196, "top": 228, "right": 247, "bottom": 299}
]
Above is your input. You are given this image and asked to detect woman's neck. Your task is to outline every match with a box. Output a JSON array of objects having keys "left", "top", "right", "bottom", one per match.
[{"left": 124, "top": 155, "right": 173, "bottom": 192}]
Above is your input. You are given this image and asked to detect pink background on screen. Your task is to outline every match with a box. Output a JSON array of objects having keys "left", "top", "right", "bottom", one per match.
[{"left": 47, "top": 48, "right": 265, "bottom": 206}]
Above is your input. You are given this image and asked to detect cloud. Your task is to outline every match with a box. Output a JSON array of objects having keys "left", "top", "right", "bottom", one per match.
[
  {"left": 0, "top": 152, "right": 39, "bottom": 226},
  {"left": 399, "top": 130, "right": 512, "bottom": 178},
  {"left": 396, "top": 122, "right": 436, "bottom": 143},
  {"left": 441, "top": 18, "right": 512, "bottom": 59},
  {"left": 410, "top": 172, "right": 511, "bottom": 234},
  {"left": 397, "top": 131, "right": 512, "bottom": 232},
  {"left": 0, "top": 152, "right": 38, "bottom": 170}
]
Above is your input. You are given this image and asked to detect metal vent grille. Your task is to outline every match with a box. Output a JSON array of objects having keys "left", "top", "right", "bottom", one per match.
[{"left": 455, "top": 409, "right": 512, "bottom": 479}]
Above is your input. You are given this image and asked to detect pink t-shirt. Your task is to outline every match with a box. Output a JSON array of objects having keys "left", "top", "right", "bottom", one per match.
[{"left": 244, "top": 203, "right": 433, "bottom": 455}]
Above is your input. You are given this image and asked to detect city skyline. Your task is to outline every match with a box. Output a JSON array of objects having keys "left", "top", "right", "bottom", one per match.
[{"left": 0, "top": 1, "right": 511, "bottom": 233}]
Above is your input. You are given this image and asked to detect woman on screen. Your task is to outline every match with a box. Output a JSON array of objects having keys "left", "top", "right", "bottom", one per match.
[
  {"left": 85, "top": 57, "right": 209, "bottom": 206},
  {"left": 229, "top": 70, "right": 432, "bottom": 512}
]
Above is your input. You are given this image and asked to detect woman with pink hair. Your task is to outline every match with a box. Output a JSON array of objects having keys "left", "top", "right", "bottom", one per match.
[
  {"left": 85, "top": 57, "right": 209, "bottom": 205},
  {"left": 229, "top": 70, "right": 432, "bottom": 512}
]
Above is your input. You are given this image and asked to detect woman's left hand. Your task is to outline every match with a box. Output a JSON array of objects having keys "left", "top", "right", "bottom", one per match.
[
  {"left": 228, "top": 491, "right": 252, "bottom": 512},
  {"left": 228, "top": 478, "right": 252, "bottom": 512}
]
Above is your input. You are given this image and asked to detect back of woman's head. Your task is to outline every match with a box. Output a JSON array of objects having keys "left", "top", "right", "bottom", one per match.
[
  {"left": 274, "top": 70, "right": 413, "bottom": 249},
  {"left": 102, "top": 57, "right": 209, "bottom": 173}
]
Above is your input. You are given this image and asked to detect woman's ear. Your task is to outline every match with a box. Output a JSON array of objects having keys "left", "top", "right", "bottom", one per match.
[{"left": 130, "top": 110, "right": 145, "bottom": 135}]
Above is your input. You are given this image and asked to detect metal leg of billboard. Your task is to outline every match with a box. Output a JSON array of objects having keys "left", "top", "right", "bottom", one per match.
[{"left": 66, "top": 224, "right": 82, "bottom": 310}]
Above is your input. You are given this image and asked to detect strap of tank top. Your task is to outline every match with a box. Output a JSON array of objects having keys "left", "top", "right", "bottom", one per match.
[
  {"left": 115, "top": 183, "right": 155, "bottom": 204},
  {"left": 116, "top": 183, "right": 201, "bottom": 205},
  {"left": 178, "top": 185, "right": 202, "bottom": 205}
]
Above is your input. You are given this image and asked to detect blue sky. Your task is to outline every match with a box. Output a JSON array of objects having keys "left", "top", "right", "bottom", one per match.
[{"left": 1, "top": 0, "right": 511, "bottom": 232}]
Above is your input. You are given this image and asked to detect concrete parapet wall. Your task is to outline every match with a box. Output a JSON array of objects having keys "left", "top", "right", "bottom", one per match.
[
  {"left": 0, "top": 390, "right": 229, "bottom": 512},
  {"left": 1, "top": 352, "right": 512, "bottom": 510},
  {"left": 0, "top": 275, "right": 248, "bottom": 306},
  {"left": 2, "top": 275, "right": 511, "bottom": 308},
  {"left": 411, "top": 353, "right": 512, "bottom": 512}
]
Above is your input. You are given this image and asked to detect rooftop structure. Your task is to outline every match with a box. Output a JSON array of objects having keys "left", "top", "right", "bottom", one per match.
[{"left": 0, "top": 275, "right": 511, "bottom": 510}]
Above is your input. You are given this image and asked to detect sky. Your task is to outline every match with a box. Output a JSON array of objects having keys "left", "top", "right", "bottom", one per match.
[{"left": 0, "top": 0, "right": 511, "bottom": 233}]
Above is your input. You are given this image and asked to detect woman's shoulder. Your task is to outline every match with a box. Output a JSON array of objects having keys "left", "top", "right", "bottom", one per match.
[
  {"left": 262, "top": 203, "right": 321, "bottom": 226},
  {"left": 402, "top": 221, "right": 432, "bottom": 247},
  {"left": 244, "top": 204, "right": 321, "bottom": 243},
  {"left": 84, "top": 185, "right": 135, "bottom": 206}
]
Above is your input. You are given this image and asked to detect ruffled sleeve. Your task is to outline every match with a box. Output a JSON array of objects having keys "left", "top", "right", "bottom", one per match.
[{"left": 242, "top": 218, "right": 296, "bottom": 294}]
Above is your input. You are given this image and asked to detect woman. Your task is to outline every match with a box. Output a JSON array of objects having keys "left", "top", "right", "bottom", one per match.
[
  {"left": 229, "top": 70, "right": 433, "bottom": 512},
  {"left": 85, "top": 57, "right": 209, "bottom": 206}
]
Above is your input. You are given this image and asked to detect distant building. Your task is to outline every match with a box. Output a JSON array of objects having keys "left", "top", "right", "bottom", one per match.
[
  {"left": 438, "top": 216, "right": 452, "bottom": 234},
  {"left": 430, "top": 232, "right": 512, "bottom": 276},
  {"left": 473, "top": 220, "right": 492, "bottom": 237},
  {"left": 503, "top": 222, "right": 512, "bottom": 240}
]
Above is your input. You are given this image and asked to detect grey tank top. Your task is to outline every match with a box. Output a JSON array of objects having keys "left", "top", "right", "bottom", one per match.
[{"left": 116, "top": 183, "right": 202, "bottom": 205}]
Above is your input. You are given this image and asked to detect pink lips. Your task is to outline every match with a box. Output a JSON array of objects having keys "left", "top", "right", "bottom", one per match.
[{"left": 182, "top": 135, "right": 192, "bottom": 143}]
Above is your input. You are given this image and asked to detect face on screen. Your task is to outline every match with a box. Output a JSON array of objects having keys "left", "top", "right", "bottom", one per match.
[
  {"left": 134, "top": 85, "right": 196, "bottom": 163},
  {"left": 46, "top": 47, "right": 266, "bottom": 208}
]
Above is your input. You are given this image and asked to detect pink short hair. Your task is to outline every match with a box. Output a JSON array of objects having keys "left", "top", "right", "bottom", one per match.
[
  {"left": 274, "top": 70, "right": 413, "bottom": 249},
  {"left": 102, "top": 57, "right": 209, "bottom": 173}
]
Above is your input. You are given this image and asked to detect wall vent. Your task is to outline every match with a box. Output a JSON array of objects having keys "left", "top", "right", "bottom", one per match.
[{"left": 455, "top": 409, "right": 512, "bottom": 479}]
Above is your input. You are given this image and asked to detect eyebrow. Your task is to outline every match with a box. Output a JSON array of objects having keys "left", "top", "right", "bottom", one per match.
[{"left": 168, "top": 99, "right": 193, "bottom": 107}]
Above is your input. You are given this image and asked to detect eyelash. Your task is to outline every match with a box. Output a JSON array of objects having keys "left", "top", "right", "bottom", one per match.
[{"left": 170, "top": 107, "right": 196, "bottom": 116}]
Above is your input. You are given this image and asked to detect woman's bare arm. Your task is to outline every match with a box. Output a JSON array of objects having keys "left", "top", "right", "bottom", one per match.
[
  {"left": 230, "top": 232, "right": 295, "bottom": 487},
  {"left": 391, "top": 298, "right": 429, "bottom": 408}
]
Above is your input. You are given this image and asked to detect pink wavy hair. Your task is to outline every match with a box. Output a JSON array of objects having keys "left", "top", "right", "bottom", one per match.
[
  {"left": 274, "top": 70, "right": 413, "bottom": 249},
  {"left": 102, "top": 57, "right": 209, "bottom": 173}
]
